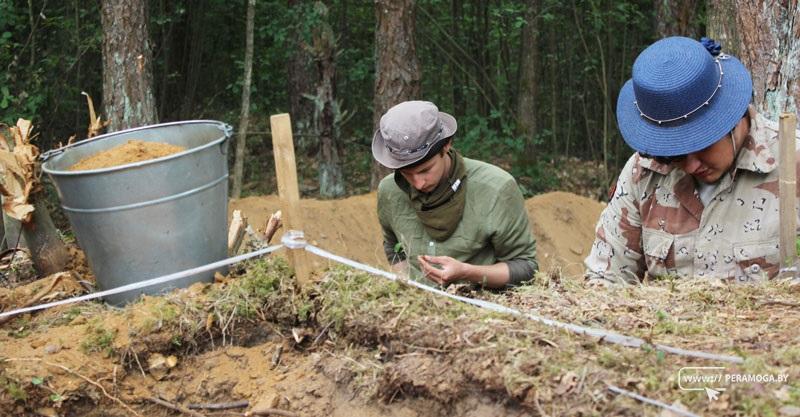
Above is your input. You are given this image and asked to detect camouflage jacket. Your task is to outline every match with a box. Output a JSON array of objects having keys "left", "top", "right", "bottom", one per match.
[{"left": 585, "top": 110, "right": 799, "bottom": 284}]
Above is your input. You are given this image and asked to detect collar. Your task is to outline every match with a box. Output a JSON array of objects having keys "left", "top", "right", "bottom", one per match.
[{"left": 732, "top": 108, "right": 777, "bottom": 174}]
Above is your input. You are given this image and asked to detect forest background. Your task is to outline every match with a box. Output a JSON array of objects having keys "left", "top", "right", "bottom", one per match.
[{"left": 1, "top": 0, "right": 797, "bottom": 200}]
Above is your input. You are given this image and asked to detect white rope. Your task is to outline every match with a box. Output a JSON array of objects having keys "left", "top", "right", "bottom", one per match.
[
  {"left": 0, "top": 244, "right": 283, "bottom": 320},
  {"left": 303, "top": 243, "right": 743, "bottom": 364},
  {"left": 608, "top": 385, "right": 702, "bottom": 417}
]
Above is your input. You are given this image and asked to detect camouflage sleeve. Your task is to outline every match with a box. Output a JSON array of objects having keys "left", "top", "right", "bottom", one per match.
[{"left": 584, "top": 154, "right": 646, "bottom": 285}]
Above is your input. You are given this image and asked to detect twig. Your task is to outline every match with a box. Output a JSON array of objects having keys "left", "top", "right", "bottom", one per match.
[
  {"left": 607, "top": 385, "right": 700, "bottom": 417},
  {"left": 132, "top": 350, "right": 147, "bottom": 378},
  {"left": 244, "top": 408, "right": 299, "bottom": 417},
  {"left": 188, "top": 400, "right": 249, "bottom": 410},
  {"left": 388, "top": 303, "right": 409, "bottom": 329},
  {"left": 533, "top": 389, "right": 550, "bottom": 417},
  {"left": 271, "top": 344, "right": 283, "bottom": 368},
  {"left": 312, "top": 321, "right": 333, "bottom": 346},
  {"left": 147, "top": 396, "right": 206, "bottom": 417},
  {"left": 3, "top": 358, "right": 142, "bottom": 417}
]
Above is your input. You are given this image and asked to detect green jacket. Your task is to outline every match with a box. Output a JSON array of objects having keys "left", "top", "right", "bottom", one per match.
[{"left": 378, "top": 157, "right": 537, "bottom": 285}]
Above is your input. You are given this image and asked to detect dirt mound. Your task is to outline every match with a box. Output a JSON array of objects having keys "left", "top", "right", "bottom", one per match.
[
  {"left": 526, "top": 191, "right": 605, "bottom": 276},
  {"left": 230, "top": 191, "right": 605, "bottom": 275},
  {"left": 69, "top": 140, "right": 185, "bottom": 171}
]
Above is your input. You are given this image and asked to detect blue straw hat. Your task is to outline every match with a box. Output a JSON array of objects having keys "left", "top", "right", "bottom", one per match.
[{"left": 616, "top": 37, "right": 753, "bottom": 156}]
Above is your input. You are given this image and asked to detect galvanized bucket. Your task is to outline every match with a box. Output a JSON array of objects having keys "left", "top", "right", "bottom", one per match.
[{"left": 42, "top": 120, "right": 231, "bottom": 305}]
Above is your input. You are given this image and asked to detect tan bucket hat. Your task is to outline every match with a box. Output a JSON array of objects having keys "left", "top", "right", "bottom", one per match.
[{"left": 372, "top": 101, "right": 457, "bottom": 169}]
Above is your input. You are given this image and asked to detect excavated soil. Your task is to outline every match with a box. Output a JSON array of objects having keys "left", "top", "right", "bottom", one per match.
[
  {"left": 230, "top": 191, "right": 605, "bottom": 276},
  {"left": 68, "top": 140, "right": 185, "bottom": 171}
]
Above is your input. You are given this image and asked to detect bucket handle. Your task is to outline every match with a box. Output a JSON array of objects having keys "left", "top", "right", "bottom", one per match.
[{"left": 219, "top": 123, "right": 233, "bottom": 156}]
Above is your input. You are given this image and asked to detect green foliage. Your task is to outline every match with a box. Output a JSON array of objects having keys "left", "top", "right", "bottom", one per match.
[
  {"left": 1, "top": 0, "right": 662, "bottom": 194},
  {"left": 80, "top": 321, "right": 116, "bottom": 357},
  {"left": 1, "top": 375, "right": 27, "bottom": 402}
]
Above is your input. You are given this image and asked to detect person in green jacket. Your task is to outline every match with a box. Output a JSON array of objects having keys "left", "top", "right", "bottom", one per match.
[{"left": 372, "top": 100, "right": 538, "bottom": 288}]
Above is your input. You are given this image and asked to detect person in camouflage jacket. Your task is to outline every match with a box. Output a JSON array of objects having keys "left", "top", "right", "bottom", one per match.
[{"left": 585, "top": 36, "right": 799, "bottom": 284}]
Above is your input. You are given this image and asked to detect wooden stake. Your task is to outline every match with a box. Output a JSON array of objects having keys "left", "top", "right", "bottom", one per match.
[
  {"left": 779, "top": 112, "right": 797, "bottom": 273},
  {"left": 269, "top": 114, "right": 312, "bottom": 286}
]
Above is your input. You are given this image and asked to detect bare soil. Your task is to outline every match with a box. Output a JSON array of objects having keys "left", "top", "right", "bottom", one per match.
[
  {"left": 69, "top": 140, "right": 185, "bottom": 171},
  {"left": 230, "top": 191, "right": 605, "bottom": 275}
]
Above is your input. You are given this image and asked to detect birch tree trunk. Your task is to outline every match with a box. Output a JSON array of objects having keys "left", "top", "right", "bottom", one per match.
[
  {"left": 231, "top": 0, "right": 256, "bottom": 199},
  {"left": 371, "top": 0, "right": 421, "bottom": 189},
  {"left": 311, "top": 3, "right": 345, "bottom": 198},
  {"left": 100, "top": 0, "right": 158, "bottom": 131},
  {"left": 708, "top": 0, "right": 800, "bottom": 120}
]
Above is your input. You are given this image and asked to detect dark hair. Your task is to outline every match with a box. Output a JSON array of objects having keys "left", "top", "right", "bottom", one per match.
[{"left": 399, "top": 137, "right": 453, "bottom": 169}]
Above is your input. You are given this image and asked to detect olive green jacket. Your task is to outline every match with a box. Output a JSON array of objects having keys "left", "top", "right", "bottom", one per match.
[{"left": 378, "top": 157, "right": 537, "bottom": 286}]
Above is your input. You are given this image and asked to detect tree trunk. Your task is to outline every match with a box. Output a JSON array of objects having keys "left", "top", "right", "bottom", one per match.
[
  {"left": 311, "top": 3, "right": 345, "bottom": 198},
  {"left": 451, "top": 0, "right": 465, "bottom": 117},
  {"left": 20, "top": 197, "right": 70, "bottom": 276},
  {"left": 654, "top": 0, "right": 703, "bottom": 38},
  {"left": 517, "top": 0, "right": 540, "bottom": 162},
  {"left": 231, "top": 0, "right": 256, "bottom": 199},
  {"left": 100, "top": 0, "right": 158, "bottom": 131},
  {"left": 370, "top": 0, "right": 421, "bottom": 189},
  {"left": 180, "top": 0, "right": 206, "bottom": 119},
  {"left": 286, "top": 0, "right": 318, "bottom": 154},
  {"left": 2, "top": 208, "right": 25, "bottom": 250},
  {"left": 708, "top": 0, "right": 800, "bottom": 120}
]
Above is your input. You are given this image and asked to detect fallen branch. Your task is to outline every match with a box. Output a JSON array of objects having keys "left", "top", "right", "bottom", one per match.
[
  {"left": 3, "top": 357, "right": 142, "bottom": 417},
  {"left": 188, "top": 400, "right": 249, "bottom": 410},
  {"left": 147, "top": 396, "right": 206, "bottom": 417}
]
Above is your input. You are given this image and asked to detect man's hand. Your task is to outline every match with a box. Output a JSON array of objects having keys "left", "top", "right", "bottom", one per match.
[{"left": 418, "top": 255, "right": 468, "bottom": 285}]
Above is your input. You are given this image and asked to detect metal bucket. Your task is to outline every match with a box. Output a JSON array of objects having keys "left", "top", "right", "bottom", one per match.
[{"left": 42, "top": 120, "right": 231, "bottom": 305}]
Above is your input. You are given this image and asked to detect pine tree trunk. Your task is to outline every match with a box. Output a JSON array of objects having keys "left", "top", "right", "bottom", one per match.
[
  {"left": 654, "top": 0, "right": 703, "bottom": 38},
  {"left": 286, "top": 0, "right": 318, "bottom": 154},
  {"left": 232, "top": 0, "right": 256, "bottom": 199},
  {"left": 180, "top": 0, "right": 206, "bottom": 120},
  {"left": 370, "top": 0, "right": 421, "bottom": 189},
  {"left": 100, "top": 0, "right": 158, "bottom": 131},
  {"left": 708, "top": 0, "right": 800, "bottom": 120},
  {"left": 517, "top": 0, "right": 539, "bottom": 162}
]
